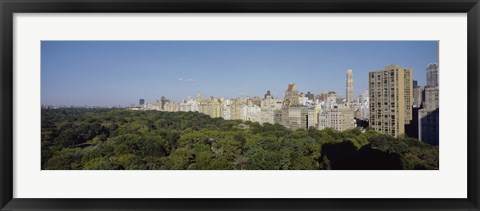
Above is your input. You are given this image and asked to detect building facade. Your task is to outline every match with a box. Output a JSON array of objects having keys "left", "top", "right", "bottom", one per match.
[
  {"left": 426, "top": 63, "right": 439, "bottom": 87},
  {"left": 346, "top": 69, "right": 354, "bottom": 103},
  {"left": 419, "top": 63, "right": 439, "bottom": 145},
  {"left": 284, "top": 84, "right": 300, "bottom": 106},
  {"left": 318, "top": 106, "right": 355, "bottom": 131},
  {"left": 413, "top": 85, "right": 425, "bottom": 108},
  {"left": 369, "top": 64, "right": 413, "bottom": 137},
  {"left": 281, "top": 106, "right": 316, "bottom": 129}
]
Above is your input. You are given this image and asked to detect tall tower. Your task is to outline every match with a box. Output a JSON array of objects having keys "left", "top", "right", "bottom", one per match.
[
  {"left": 426, "top": 63, "right": 439, "bottom": 87},
  {"left": 346, "top": 69, "right": 354, "bottom": 103},
  {"left": 419, "top": 63, "right": 439, "bottom": 145},
  {"left": 369, "top": 65, "right": 413, "bottom": 137}
]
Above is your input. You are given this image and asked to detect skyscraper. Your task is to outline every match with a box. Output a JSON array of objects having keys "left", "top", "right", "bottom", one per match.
[
  {"left": 419, "top": 63, "right": 439, "bottom": 145},
  {"left": 427, "top": 63, "right": 439, "bottom": 87},
  {"left": 369, "top": 65, "right": 413, "bottom": 137},
  {"left": 346, "top": 69, "right": 354, "bottom": 103}
]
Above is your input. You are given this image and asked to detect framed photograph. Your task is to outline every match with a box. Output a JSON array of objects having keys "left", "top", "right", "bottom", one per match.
[{"left": 1, "top": 0, "right": 479, "bottom": 210}]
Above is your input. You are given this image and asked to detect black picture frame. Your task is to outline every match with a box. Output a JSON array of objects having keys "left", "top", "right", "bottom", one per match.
[{"left": 1, "top": 0, "right": 479, "bottom": 210}]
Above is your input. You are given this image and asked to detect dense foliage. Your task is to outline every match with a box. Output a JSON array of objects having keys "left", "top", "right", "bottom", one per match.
[{"left": 41, "top": 108, "right": 439, "bottom": 170}]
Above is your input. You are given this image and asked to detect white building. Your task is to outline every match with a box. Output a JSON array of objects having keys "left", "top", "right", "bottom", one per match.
[
  {"left": 240, "top": 104, "right": 261, "bottom": 122},
  {"left": 179, "top": 97, "right": 200, "bottom": 112},
  {"left": 221, "top": 99, "right": 232, "bottom": 120},
  {"left": 358, "top": 90, "right": 369, "bottom": 120}
]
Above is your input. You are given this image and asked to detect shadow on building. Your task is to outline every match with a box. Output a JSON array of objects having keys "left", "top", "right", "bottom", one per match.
[{"left": 418, "top": 108, "right": 439, "bottom": 146}]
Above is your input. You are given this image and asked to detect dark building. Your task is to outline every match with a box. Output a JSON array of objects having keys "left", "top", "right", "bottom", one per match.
[
  {"left": 160, "top": 96, "right": 167, "bottom": 110},
  {"left": 405, "top": 107, "right": 420, "bottom": 139},
  {"left": 305, "top": 91, "right": 315, "bottom": 101},
  {"left": 418, "top": 108, "right": 439, "bottom": 145},
  {"left": 264, "top": 90, "right": 272, "bottom": 99},
  {"left": 139, "top": 99, "right": 145, "bottom": 106}
]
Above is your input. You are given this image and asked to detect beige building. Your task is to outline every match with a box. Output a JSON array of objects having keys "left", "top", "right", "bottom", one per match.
[
  {"left": 369, "top": 65, "right": 413, "bottom": 137},
  {"left": 259, "top": 96, "right": 283, "bottom": 125},
  {"left": 281, "top": 106, "right": 316, "bottom": 130},
  {"left": 346, "top": 69, "right": 354, "bottom": 103},
  {"left": 260, "top": 107, "right": 283, "bottom": 125},
  {"left": 199, "top": 97, "right": 222, "bottom": 118},
  {"left": 413, "top": 85, "right": 425, "bottom": 108},
  {"left": 284, "top": 84, "right": 300, "bottom": 106},
  {"left": 318, "top": 106, "right": 355, "bottom": 131},
  {"left": 423, "top": 86, "right": 439, "bottom": 111}
]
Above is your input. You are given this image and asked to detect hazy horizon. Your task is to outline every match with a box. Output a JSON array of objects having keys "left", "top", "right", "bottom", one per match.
[{"left": 41, "top": 41, "right": 438, "bottom": 107}]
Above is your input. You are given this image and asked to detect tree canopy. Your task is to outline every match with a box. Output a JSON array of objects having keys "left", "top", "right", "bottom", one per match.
[{"left": 41, "top": 108, "right": 439, "bottom": 170}]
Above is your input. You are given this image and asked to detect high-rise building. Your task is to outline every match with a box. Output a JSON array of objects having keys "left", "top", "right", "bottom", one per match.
[
  {"left": 346, "top": 69, "right": 354, "bottom": 103},
  {"left": 369, "top": 65, "right": 413, "bottom": 137},
  {"left": 419, "top": 63, "right": 439, "bottom": 145},
  {"left": 139, "top": 99, "right": 145, "bottom": 106},
  {"left": 427, "top": 63, "right": 439, "bottom": 87},
  {"left": 423, "top": 86, "right": 439, "bottom": 111}
]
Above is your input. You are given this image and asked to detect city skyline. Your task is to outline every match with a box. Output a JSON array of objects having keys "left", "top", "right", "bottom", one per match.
[{"left": 41, "top": 41, "right": 438, "bottom": 106}]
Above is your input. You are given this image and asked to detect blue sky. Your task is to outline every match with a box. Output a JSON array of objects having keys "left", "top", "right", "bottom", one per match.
[{"left": 41, "top": 41, "right": 438, "bottom": 106}]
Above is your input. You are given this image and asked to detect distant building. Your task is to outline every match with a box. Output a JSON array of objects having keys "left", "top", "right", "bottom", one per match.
[
  {"left": 423, "top": 86, "right": 439, "bottom": 111},
  {"left": 282, "top": 106, "right": 316, "bottom": 129},
  {"left": 418, "top": 108, "right": 439, "bottom": 145},
  {"left": 324, "top": 92, "right": 339, "bottom": 110},
  {"left": 305, "top": 91, "right": 315, "bottom": 101},
  {"left": 413, "top": 85, "right": 425, "bottom": 108},
  {"left": 405, "top": 107, "right": 420, "bottom": 139},
  {"left": 318, "top": 106, "right": 355, "bottom": 131},
  {"left": 346, "top": 69, "right": 354, "bottom": 103},
  {"left": 139, "top": 99, "right": 145, "bottom": 106},
  {"left": 358, "top": 90, "right": 369, "bottom": 120},
  {"left": 259, "top": 96, "right": 283, "bottom": 125},
  {"left": 260, "top": 107, "right": 283, "bottom": 125},
  {"left": 369, "top": 64, "right": 413, "bottom": 137},
  {"left": 240, "top": 104, "right": 261, "bottom": 122},
  {"left": 419, "top": 63, "right": 439, "bottom": 145},
  {"left": 221, "top": 100, "right": 232, "bottom": 120},
  {"left": 284, "top": 84, "right": 300, "bottom": 106},
  {"left": 160, "top": 96, "right": 167, "bottom": 110},
  {"left": 427, "top": 63, "right": 439, "bottom": 87},
  {"left": 200, "top": 97, "right": 222, "bottom": 118},
  {"left": 179, "top": 97, "right": 200, "bottom": 112},
  {"left": 264, "top": 90, "right": 272, "bottom": 100}
]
